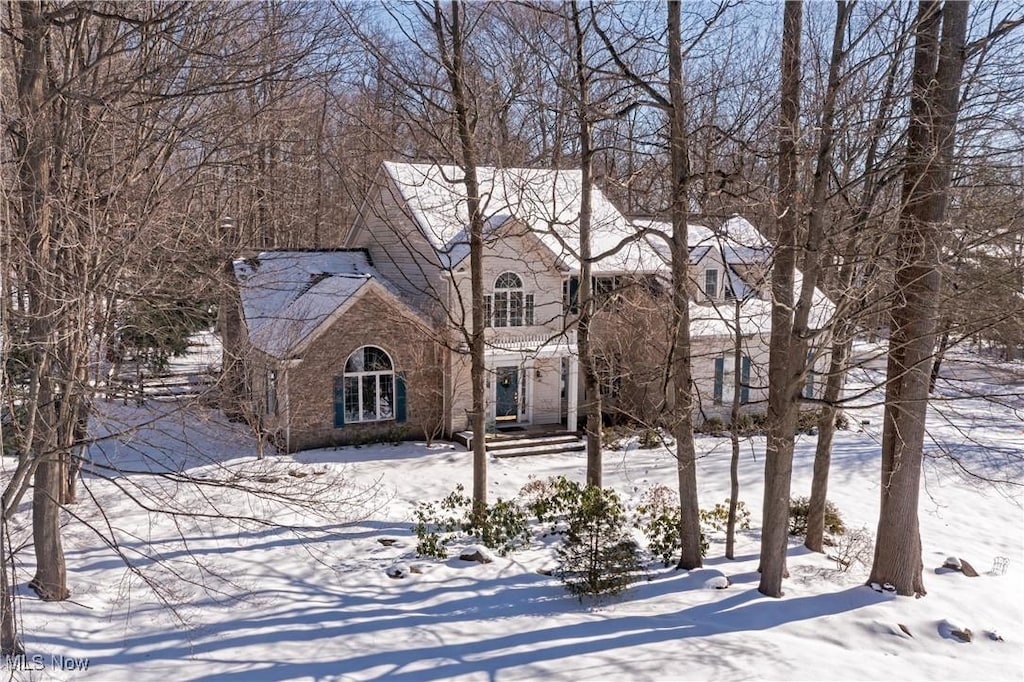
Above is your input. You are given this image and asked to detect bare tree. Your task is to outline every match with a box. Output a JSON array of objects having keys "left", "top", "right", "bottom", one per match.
[{"left": 869, "top": 0, "right": 969, "bottom": 597}]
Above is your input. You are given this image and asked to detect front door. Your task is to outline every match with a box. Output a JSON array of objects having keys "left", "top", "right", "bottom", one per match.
[{"left": 495, "top": 366, "right": 519, "bottom": 422}]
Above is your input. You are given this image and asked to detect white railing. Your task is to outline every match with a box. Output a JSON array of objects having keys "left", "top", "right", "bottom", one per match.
[{"left": 486, "top": 328, "right": 577, "bottom": 353}]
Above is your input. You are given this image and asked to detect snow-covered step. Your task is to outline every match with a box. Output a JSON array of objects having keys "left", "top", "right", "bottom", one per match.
[
  {"left": 488, "top": 435, "right": 585, "bottom": 459},
  {"left": 485, "top": 434, "right": 582, "bottom": 451}
]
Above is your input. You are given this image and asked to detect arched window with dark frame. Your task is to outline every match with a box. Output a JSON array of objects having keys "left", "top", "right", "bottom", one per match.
[
  {"left": 487, "top": 272, "right": 534, "bottom": 327},
  {"left": 336, "top": 346, "right": 396, "bottom": 425}
]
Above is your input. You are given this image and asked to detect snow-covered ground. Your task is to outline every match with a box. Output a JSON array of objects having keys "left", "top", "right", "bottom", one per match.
[{"left": 5, "top": 346, "right": 1023, "bottom": 681}]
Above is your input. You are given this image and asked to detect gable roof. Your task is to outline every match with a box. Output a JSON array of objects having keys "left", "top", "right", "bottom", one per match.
[
  {"left": 382, "top": 162, "right": 658, "bottom": 274},
  {"left": 234, "top": 250, "right": 412, "bottom": 359}
]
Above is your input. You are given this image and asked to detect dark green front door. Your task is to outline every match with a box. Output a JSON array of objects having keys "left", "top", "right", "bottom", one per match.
[{"left": 495, "top": 366, "right": 519, "bottom": 421}]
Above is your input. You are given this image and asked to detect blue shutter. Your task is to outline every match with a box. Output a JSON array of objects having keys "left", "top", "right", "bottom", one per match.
[
  {"left": 713, "top": 357, "right": 724, "bottom": 403},
  {"left": 740, "top": 356, "right": 751, "bottom": 404},
  {"left": 564, "top": 276, "right": 580, "bottom": 314},
  {"left": 333, "top": 376, "right": 345, "bottom": 427},
  {"left": 395, "top": 373, "right": 407, "bottom": 424},
  {"left": 525, "top": 294, "right": 535, "bottom": 325},
  {"left": 484, "top": 295, "right": 492, "bottom": 328}
]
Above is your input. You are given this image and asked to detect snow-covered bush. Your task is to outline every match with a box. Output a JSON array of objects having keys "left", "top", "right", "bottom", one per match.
[{"left": 557, "top": 486, "right": 640, "bottom": 597}]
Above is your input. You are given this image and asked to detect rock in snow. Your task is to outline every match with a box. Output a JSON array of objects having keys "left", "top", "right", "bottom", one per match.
[
  {"left": 703, "top": 575, "right": 731, "bottom": 590},
  {"left": 939, "top": 619, "right": 973, "bottom": 643},
  {"left": 386, "top": 563, "right": 411, "bottom": 579},
  {"left": 459, "top": 545, "right": 495, "bottom": 564}
]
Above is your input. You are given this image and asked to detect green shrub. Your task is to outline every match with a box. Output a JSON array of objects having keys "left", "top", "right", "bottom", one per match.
[
  {"left": 700, "top": 499, "right": 752, "bottom": 533},
  {"left": 413, "top": 484, "right": 530, "bottom": 558},
  {"left": 519, "top": 475, "right": 584, "bottom": 529},
  {"left": 557, "top": 486, "right": 641, "bottom": 597},
  {"left": 634, "top": 485, "right": 716, "bottom": 566},
  {"left": 789, "top": 496, "right": 846, "bottom": 540}
]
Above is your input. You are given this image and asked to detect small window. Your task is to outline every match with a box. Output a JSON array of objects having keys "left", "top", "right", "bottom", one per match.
[{"left": 705, "top": 269, "right": 719, "bottom": 299}]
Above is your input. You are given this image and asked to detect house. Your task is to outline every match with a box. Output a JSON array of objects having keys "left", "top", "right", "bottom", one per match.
[{"left": 223, "top": 162, "right": 834, "bottom": 451}]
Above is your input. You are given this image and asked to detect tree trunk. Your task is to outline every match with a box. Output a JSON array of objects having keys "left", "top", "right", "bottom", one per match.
[
  {"left": 668, "top": 0, "right": 702, "bottom": 571},
  {"left": 806, "top": 334, "right": 850, "bottom": 552},
  {"left": 726, "top": 301, "right": 743, "bottom": 560},
  {"left": 571, "top": 2, "right": 603, "bottom": 488},
  {"left": 433, "top": 1, "right": 488, "bottom": 521},
  {"left": 869, "top": 0, "right": 968, "bottom": 598},
  {"left": 758, "top": 0, "right": 803, "bottom": 598},
  {"left": 0, "top": 518, "right": 21, "bottom": 655}
]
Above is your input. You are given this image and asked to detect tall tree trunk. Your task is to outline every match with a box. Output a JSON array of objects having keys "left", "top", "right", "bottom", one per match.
[
  {"left": 806, "top": 15, "right": 907, "bottom": 549},
  {"left": 667, "top": 0, "right": 702, "bottom": 571},
  {"left": 0, "top": 518, "right": 21, "bottom": 655},
  {"left": 16, "top": 0, "right": 70, "bottom": 603},
  {"left": 870, "top": 0, "right": 968, "bottom": 597},
  {"left": 796, "top": 0, "right": 851, "bottom": 553},
  {"left": 726, "top": 300, "right": 743, "bottom": 560},
  {"left": 571, "top": 2, "right": 603, "bottom": 488},
  {"left": 759, "top": 0, "right": 803, "bottom": 598},
  {"left": 805, "top": 332, "right": 850, "bottom": 552},
  {"left": 433, "top": 1, "right": 488, "bottom": 521}
]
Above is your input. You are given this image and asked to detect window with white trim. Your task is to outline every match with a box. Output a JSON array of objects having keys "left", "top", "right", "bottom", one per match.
[
  {"left": 704, "top": 269, "right": 719, "bottom": 299},
  {"left": 341, "top": 346, "right": 395, "bottom": 423},
  {"left": 491, "top": 272, "right": 533, "bottom": 327}
]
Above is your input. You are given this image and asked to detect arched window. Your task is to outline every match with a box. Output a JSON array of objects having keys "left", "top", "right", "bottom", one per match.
[
  {"left": 341, "top": 346, "right": 395, "bottom": 423},
  {"left": 489, "top": 272, "right": 534, "bottom": 327}
]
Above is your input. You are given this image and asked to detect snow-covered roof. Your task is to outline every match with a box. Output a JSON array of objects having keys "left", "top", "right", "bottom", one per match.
[
  {"left": 383, "top": 162, "right": 658, "bottom": 274},
  {"left": 630, "top": 215, "right": 772, "bottom": 266},
  {"left": 234, "top": 250, "right": 389, "bottom": 359}
]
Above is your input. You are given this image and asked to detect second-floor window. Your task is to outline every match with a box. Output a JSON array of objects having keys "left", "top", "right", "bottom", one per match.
[
  {"left": 488, "top": 272, "right": 534, "bottom": 327},
  {"left": 704, "top": 269, "right": 719, "bottom": 299}
]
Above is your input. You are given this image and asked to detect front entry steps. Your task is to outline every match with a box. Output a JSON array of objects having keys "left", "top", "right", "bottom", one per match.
[{"left": 454, "top": 430, "right": 585, "bottom": 458}]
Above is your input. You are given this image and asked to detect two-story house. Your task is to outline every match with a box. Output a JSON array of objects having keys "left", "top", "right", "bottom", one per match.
[{"left": 224, "top": 162, "right": 834, "bottom": 451}]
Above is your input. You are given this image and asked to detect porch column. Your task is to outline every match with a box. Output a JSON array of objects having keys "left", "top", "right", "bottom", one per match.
[{"left": 567, "top": 353, "right": 579, "bottom": 432}]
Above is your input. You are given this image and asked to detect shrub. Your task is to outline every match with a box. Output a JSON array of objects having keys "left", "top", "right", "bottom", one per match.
[
  {"left": 637, "top": 428, "right": 667, "bottom": 449},
  {"left": 519, "top": 475, "right": 584, "bottom": 529},
  {"left": 413, "top": 484, "right": 530, "bottom": 558},
  {"left": 789, "top": 496, "right": 846, "bottom": 541},
  {"left": 828, "top": 527, "right": 873, "bottom": 572},
  {"left": 557, "top": 486, "right": 641, "bottom": 597},
  {"left": 696, "top": 417, "right": 726, "bottom": 436},
  {"left": 700, "top": 499, "right": 752, "bottom": 533},
  {"left": 634, "top": 485, "right": 683, "bottom": 567},
  {"left": 634, "top": 485, "right": 722, "bottom": 566}
]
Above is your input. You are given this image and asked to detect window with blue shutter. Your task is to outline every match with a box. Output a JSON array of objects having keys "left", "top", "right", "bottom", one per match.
[
  {"left": 395, "top": 372, "right": 407, "bottom": 424},
  {"left": 741, "top": 356, "right": 751, "bottom": 404},
  {"left": 713, "top": 356, "right": 724, "bottom": 404},
  {"left": 333, "top": 377, "right": 345, "bottom": 427},
  {"left": 564, "top": 276, "right": 580, "bottom": 314},
  {"left": 525, "top": 294, "right": 534, "bottom": 325}
]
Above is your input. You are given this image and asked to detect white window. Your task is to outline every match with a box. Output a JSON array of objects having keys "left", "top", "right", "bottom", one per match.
[
  {"left": 492, "top": 272, "right": 534, "bottom": 327},
  {"left": 341, "top": 346, "right": 395, "bottom": 423},
  {"left": 704, "top": 269, "right": 719, "bottom": 299}
]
